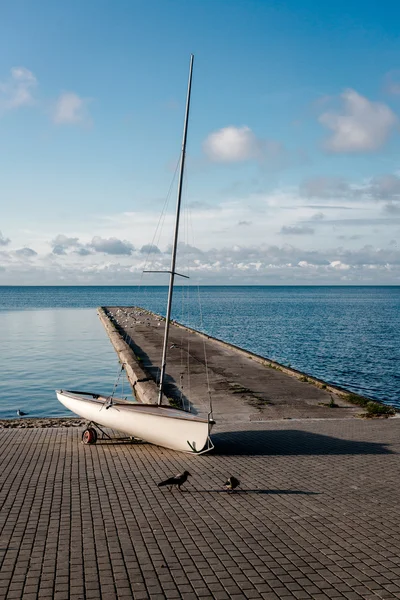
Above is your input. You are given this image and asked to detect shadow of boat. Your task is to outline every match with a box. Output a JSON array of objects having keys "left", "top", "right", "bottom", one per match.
[{"left": 211, "top": 429, "right": 393, "bottom": 456}]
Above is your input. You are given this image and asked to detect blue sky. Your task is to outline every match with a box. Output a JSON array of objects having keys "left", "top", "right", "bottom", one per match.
[{"left": 1, "top": 0, "right": 400, "bottom": 284}]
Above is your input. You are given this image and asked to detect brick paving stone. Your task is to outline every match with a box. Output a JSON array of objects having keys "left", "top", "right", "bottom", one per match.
[
  {"left": 245, "top": 591, "right": 263, "bottom": 599},
  {"left": 293, "top": 591, "right": 313, "bottom": 599},
  {"left": 197, "top": 589, "right": 215, "bottom": 598},
  {"left": 1, "top": 421, "right": 400, "bottom": 600},
  {"left": 5, "top": 593, "right": 24, "bottom": 600}
]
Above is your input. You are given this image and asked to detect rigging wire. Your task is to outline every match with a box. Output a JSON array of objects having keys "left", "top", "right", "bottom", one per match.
[
  {"left": 182, "top": 174, "right": 192, "bottom": 411},
  {"left": 139, "top": 156, "right": 181, "bottom": 286},
  {"left": 180, "top": 265, "right": 187, "bottom": 410},
  {"left": 188, "top": 203, "right": 214, "bottom": 418},
  {"left": 106, "top": 157, "right": 179, "bottom": 400},
  {"left": 169, "top": 160, "right": 213, "bottom": 416},
  {"left": 109, "top": 362, "right": 126, "bottom": 400},
  {"left": 131, "top": 156, "right": 181, "bottom": 391}
]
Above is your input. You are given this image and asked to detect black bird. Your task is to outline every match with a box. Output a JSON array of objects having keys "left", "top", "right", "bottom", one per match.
[
  {"left": 158, "top": 471, "right": 191, "bottom": 491},
  {"left": 224, "top": 476, "right": 240, "bottom": 492},
  {"left": 17, "top": 409, "right": 28, "bottom": 417}
]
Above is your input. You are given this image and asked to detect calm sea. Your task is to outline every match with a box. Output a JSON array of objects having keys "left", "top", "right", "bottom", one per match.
[{"left": 0, "top": 286, "right": 399, "bottom": 418}]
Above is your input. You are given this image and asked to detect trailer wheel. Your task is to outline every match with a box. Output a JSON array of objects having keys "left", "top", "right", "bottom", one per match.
[{"left": 82, "top": 428, "right": 97, "bottom": 445}]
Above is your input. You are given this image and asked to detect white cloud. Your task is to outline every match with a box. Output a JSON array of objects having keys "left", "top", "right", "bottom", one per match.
[
  {"left": 330, "top": 260, "right": 350, "bottom": 270},
  {"left": 203, "top": 126, "right": 262, "bottom": 162},
  {"left": 75, "top": 248, "right": 92, "bottom": 256},
  {"left": 280, "top": 225, "right": 315, "bottom": 235},
  {"left": 52, "top": 245, "right": 67, "bottom": 255},
  {"left": 0, "top": 67, "right": 93, "bottom": 126},
  {"left": 301, "top": 173, "right": 400, "bottom": 208},
  {"left": 384, "top": 202, "right": 400, "bottom": 215},
  {"left": 90, "top": 236, "right": 133, "bottom": 255},
  {"left": 0, "top": 231, "right": 11, "bottom": 246},
  {"left": 51, "top": 234, "right": 81, "bottom": 255},
  {"left": 52, "top": 234, "right": 80, "bottom": 247},
  {"left": 15, "top": 247, "right": 37, "bottom": 257},
  {"left": 298, "top": 260, "right": 316, "bottom": 269},
  {"left": 319, "top": 89, "right": 398, "bottom": 152},
  {"left": 0, "top": 67, "right": 37, "bottom": 112},
  {"left": 51, "top": 234, "right": 80, "bottom": 251},
  {"left": 337, "top": 234, "right": 363, "bottom": 241},
  {"left": 48, "top": 233, "right": 134, "bottom": 256},
  {"left": 311, "top": 212, "right": 325, "bottom": 221},
  {"left": 368, "top": 174, "right": 400, "bottom": 200},
  {"left": 140, "top": 244, "right": 161, "bottom": 254},
  {"left": 53, "top": 92, "right": 91, "bottom": 125}
]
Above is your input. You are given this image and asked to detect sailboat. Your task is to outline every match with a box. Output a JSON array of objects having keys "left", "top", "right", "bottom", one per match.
[{"left": 56, "top": 55, "right": 215, "bottom": 454}]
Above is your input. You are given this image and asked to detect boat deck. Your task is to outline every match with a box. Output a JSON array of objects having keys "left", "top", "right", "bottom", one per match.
[
  {"left": 56, "top": 390, "right": 208, "bottom": 422},
  {"left": 99, "top": 306, "right": 361, "bottom": 423}
]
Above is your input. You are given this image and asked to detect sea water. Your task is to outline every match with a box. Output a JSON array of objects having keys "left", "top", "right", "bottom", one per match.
[{"left": 0, "top": 286, "right": 399, "bottom": 418}]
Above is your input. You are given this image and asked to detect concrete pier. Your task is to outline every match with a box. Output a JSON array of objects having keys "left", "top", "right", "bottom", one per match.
[{"left": 98, "top": 306, "right": 360, "bottom": 423}]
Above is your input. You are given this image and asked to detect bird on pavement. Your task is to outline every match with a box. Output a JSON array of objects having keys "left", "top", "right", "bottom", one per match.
[
  {"left": 158, "top": 471, "right": 191, "bottom": 491},
  {"left": 17, "top": 409, "right": 28, "bottom": 417},
  {"left": 224, "top": 476, "right": 240, "bottom": 492}
]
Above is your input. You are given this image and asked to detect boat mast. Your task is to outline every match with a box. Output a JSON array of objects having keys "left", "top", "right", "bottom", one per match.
[{"left": 158, "top": 54, "right": 194, "bottom": 406}]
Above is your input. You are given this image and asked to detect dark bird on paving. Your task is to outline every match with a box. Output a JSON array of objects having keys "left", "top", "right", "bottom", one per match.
[
  {"left": 158, "top": 471, "right": 191, "bottom": 491},
  {"left": 224, "top": 476, "right": 240, "bottom": 492},
  {"left": 17, "top": 409, "right": 28, "bottom": 417}
]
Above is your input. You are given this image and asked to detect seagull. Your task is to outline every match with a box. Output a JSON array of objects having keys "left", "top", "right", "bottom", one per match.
[
  {"left": 224, "top": 476, "right": 240, "bottom": 492},
  {"left": 158, "top": 471, "right": 191, "bottom": 491},
  {"left": 17, "top": 409, "right": 28, "bottom": 417}
]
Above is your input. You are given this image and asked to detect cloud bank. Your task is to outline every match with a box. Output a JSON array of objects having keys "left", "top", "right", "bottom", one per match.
[{"left": 1, "top": 235, "right": 399, "bottom": 285}]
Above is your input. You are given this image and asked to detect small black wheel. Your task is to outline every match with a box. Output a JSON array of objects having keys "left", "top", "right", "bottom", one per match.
[{"left": 82, "top": 427, "right": 98, "bottom": 445}]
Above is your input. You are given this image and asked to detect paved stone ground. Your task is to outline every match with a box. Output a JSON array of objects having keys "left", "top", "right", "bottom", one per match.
[{"left": 1, "top": 419, "right": 400, "bottom": 599}]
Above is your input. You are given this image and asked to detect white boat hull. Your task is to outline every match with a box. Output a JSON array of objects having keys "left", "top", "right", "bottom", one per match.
[{"left": 56, "top": 390, "right": 213, "bottom": 454}]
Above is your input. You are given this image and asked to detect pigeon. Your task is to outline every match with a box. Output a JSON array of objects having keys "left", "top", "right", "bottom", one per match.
[
  {"left": 158, "top": 471, "right": 191, "bottom": 491},
  {"left": 17, "top": 409, "right": 28, "bottom": 417},
  {"left": 224, "top": 476, "right": 240, "bottom": 492}
]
